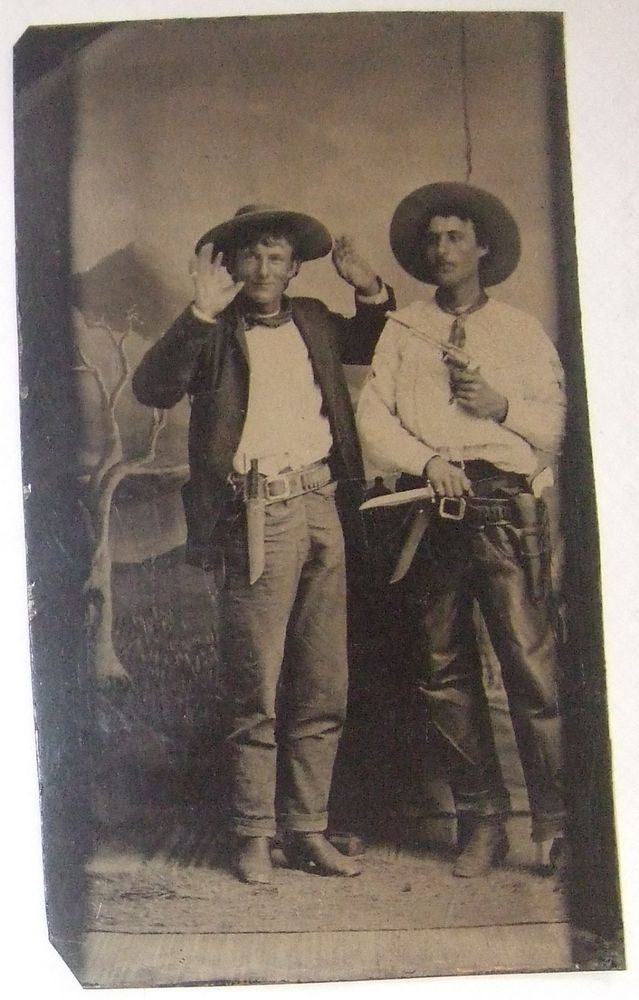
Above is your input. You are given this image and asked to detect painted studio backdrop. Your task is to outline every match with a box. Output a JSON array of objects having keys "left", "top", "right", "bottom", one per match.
[{"left": 14, "top": 12, "right": 622, "bottom": 990}]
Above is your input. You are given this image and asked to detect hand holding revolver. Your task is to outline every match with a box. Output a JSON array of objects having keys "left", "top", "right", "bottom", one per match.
[{"left": 447, "top": 356, "right": 509, "bottom": 422}]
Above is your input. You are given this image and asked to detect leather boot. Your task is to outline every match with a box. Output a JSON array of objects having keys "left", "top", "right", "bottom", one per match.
[
  {"left": 283, "top": 832, "right": 362, "bottom": 877},
  {"left": 232, "top": 836, "right": 273, "bottom": 884},
  {"left": 536, "top": 836, "right": 569, "bottom": 878},
  {"left": 453, "top": 816, "right": 509, "bottom": 878}
]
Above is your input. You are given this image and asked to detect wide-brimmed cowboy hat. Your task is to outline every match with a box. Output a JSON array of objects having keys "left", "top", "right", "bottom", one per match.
[
  {"left": 390, "top": 182, "right": 521, "bottom": 286},
  {"left": 195, "top": 204, "right": 333, "bottom": 261}
]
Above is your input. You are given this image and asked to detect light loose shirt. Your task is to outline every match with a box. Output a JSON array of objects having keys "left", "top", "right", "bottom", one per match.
[
  {"left": 233, "top": 318, "right": 332, "bottom": 477},
  {"left": 356, "top": 297, "right": 566, "bottom": 478},
  {"left": 232, "top": 282, "right": 390, "bottom": 477}
]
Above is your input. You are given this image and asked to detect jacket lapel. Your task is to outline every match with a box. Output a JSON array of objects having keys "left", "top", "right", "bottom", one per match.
[
  {"left": 291, "top": 301, "right": 337, "bottom": 413},
  {"left": 219, "top": 300, "right": 250, "bottom": 366}
]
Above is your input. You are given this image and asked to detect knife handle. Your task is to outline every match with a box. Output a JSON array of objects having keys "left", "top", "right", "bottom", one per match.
[{"left": 247, "top": 458, "right": 259, "bottom": 499}]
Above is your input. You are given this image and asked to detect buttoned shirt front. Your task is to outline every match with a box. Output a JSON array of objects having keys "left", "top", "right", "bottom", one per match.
[{"left": 356, "top": 296, "right": 566, "bottom": 478}]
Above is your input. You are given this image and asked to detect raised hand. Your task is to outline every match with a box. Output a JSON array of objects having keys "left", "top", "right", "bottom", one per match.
[
  {"left": 331, "top": 235, "right": 380, "bottom": 296},
  {"left": 189, "top": 243, "right": 244, "bottom": 320}
]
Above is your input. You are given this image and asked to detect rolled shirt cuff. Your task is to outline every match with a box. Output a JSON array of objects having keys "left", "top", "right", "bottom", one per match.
[
  {"left": 190, "top": 302, "right": 217, "bottom": 324},
  {"left": 400, "top": 442, "right": 439, "bottom": 478},
  {"left": 355, "top": 278, "right": 388, "bottom": 304}
]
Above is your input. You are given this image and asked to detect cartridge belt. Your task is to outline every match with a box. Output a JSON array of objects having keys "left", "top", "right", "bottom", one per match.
[
  {"left": 231, "top": 459, "right": 332, "bottom": 505},
  {"left": 433, "top": 494, "right": 514, "bottom": 527}
]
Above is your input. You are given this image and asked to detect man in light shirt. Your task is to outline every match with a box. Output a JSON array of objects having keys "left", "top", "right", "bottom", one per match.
[
  {"left": 133, "top": 204, "right": 393, "bottom": 884},
  {"left": 357, "top": 183, "right": 567, "bottom": 877}
]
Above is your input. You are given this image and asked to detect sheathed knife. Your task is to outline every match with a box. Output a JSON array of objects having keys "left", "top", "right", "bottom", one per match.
[{"left": 246, "top": 458, "right": 266, "bottom": 585}]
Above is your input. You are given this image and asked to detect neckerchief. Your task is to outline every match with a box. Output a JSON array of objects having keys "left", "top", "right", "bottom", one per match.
[
  {"left": 238, "top": 294, "right": 294, "bottom": 331},
  {"left": 435, "top": 288, "right": 489, "bottom": 349}
]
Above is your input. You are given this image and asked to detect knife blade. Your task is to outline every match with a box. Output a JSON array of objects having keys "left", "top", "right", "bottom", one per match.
[
  {"left": 389, "top": 503, "right": 435, "bottom": 584},
  {"left": 360, "top": 484, "right": 435, "bottom": 512}
]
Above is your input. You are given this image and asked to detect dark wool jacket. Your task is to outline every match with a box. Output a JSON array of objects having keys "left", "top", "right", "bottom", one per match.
[{"left": 132, "top": 288, "right": 395, "bottom": 568}]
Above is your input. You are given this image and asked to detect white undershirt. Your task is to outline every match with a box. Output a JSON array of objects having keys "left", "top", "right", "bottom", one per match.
[{"left": 233, "top": 318, "right": 333, "bottom": 477}]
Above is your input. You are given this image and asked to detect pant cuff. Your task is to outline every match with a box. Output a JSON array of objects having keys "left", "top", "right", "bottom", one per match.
[
  {"left": 232, "top": 821, "right": 277, "bottom": 839},
  {"left": 531, "top": 813, "right": 566, "bottom": 843},
  {"left": 454, "top": 790, "right": 511, "bottom": 818},
  {"left": 279, "top": 812, "right": 328, "bottom": 833}
]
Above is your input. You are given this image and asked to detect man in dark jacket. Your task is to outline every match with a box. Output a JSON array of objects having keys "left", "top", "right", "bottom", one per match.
[{"left": 133, "top": 204, "right": 394, "bottom": 883}]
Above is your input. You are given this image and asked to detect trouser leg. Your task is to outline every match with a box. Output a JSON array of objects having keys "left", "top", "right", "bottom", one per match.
[
  {"left": 222, "top": 499, "right": 306, "bottom": 838},
  {"left": 222, "top": 485, "right": 348, "bottom": 838},
  {"left": 410, "top": 524, "right": 509, "bottom": 818},
  {"left": 278, "top": 485, "right": 348, "bottom": 832},
  {"left": 474, "top": 522, "right": 565, "bottom": 842}
]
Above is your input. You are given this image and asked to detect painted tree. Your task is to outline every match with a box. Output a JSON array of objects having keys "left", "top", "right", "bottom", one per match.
[{"left": 73, "top": 307, "right": 187, "bottom": 685}]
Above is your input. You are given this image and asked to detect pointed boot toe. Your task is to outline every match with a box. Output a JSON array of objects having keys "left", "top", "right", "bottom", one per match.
[{"left": 283, "top": 833, "right": 362, "bottom": 877}]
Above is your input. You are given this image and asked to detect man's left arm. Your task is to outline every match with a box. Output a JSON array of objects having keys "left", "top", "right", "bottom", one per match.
[
  {"left": 499, "top": 327, "right": 566, "bottom": 454},
  {"left": 450, "top": 324, "right": 566, "bottom": 455},
  {"left": 330, "top": 235, "right": 395, "bottom": 364}
]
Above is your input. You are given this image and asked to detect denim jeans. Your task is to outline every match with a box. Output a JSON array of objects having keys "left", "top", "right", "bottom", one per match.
[{"left": 221, "top": 482, "right": 348, "bottom": 838}]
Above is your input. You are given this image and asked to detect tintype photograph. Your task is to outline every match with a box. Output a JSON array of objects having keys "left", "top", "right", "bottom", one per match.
[{"left": 11, "top": 5, "right": 626, "bottom": 991}]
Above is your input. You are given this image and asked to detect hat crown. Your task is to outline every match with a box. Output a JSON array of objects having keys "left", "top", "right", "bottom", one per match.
[
  {"left": 390, "top": 182, "right": 520, "bottom": 286},
  {"left": 234, "top": 203, "right": 280, "bottom": 218},
  {"left": 195, "top": 205, "right": 333, "bottom": 262}
]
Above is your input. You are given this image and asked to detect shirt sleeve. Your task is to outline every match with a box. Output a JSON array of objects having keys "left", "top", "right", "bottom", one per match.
[
  {"left": 334, "top": 283, "right": 396, "bottom": 365},
  {"left": 354, "top": 279, "right": 389, "bottom": 305},
  {"left": 132, "top": 306, "right": 213, "bottom": 409},
  {"left": 356, "top": 321, "right": 438, "bottom": 476},
  {"left": 500, "top": 321, "right": 566, "bottom": 455}
]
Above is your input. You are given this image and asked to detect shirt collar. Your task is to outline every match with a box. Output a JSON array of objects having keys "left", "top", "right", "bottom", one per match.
[
  {"left": 435, "top": 288, "right": 489, "bottom": 317},
  {"left": 237, "top": 294, "right": 294, "bottom": 330}
]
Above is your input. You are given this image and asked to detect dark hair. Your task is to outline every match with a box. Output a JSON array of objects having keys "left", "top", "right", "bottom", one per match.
[
  {"left": 223, "top": 227, "right": 301, "bottom": 271},
  {"left": 422, "top": 200, "right": 490, "bottom": 250}
]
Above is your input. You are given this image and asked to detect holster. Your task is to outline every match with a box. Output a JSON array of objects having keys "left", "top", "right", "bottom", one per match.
[{"left": 508, "top": 493, "right": 551, "bottom": 605}]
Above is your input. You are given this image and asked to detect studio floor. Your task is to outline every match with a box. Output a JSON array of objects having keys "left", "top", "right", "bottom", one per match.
[{"left": 65, "top": 813, "right": 573, "bottom": 988}]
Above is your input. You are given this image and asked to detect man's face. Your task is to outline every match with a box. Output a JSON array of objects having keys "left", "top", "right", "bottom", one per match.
[
  {"left": 232, "top": 236, "right": 299, "bottom": 314},
  {"left": 424, "top": 215, "right": 488, "bottom": 290}
]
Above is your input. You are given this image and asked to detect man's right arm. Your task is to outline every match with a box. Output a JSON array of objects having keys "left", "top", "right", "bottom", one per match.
[
  {"left": 356, "top": 322, "right": 438, "bottom": 476},
  {"left": 133, "top": 243, "right": 244, "bottom": 409},
  {"left": 132, "top": 307, "right": 214, "bottom": 409}
]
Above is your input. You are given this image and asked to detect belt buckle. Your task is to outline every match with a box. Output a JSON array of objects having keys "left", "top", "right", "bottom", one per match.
[
  {"left": 266, "top": 474, "right": 292, "bottom": 501},
  {"left": 438, "top": 496, "right": 466, "bottom": 521}
]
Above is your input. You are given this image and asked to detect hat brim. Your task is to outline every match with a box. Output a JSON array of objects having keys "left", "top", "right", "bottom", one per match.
[
  {"left": 390, "top": 182, "right": 521, "bottom": 286},
  {"left": 195, "top": 210, "right": 333, "bottom": 262}
]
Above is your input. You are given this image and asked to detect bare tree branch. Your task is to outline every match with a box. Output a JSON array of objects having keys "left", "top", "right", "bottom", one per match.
[
  {"left": 78, "top": 497, "right": 97, "bottom": 546},
  {"left": 73, "top": 341, "right": 110, "bottom": 412},
  {"left": 94, "top": 407, "right": 173, "bottom": 492},
  {"left": 73, "top": 341, "right": 121, "bottom": 494},
  {"left": 110, "top": 323, "right": 135, "bottom": 412},
  {"left": 78, "top": 317, "right": 128, "bottom": 486},
  {"left": 144, "top": 408, "right": 168, "bottom": 465}
]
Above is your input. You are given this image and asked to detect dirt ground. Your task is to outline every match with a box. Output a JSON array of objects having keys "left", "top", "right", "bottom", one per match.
[
  {"left": 87, "top": 819, "right": 567, "bottom": 937},
  {"left": 76, "top": 812, "right": 571, "bottom": 987},
  {"left": 44, "top": 555, "right": 617, "bottom": 987}
]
